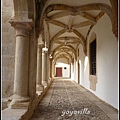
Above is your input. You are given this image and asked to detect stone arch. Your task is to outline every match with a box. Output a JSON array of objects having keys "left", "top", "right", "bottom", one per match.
[
  {"left": 12, "top": 0, "right": 35, "bottom": 21},
  {"left": 54, "top": 51, "right": 72, "bottom": 62},
  {"left": 52, "top": 45, "right": 76, "bottom": 59},
  {"left": 41, "top": 3, "right": 112, "bottom": 26},
  {"left": 38, "top": 1, "right": 117, "bottom": 38},
  {"left": 50, "top": 34, "right": 85, "bottom": 53},
  {"left": 88, "top": 32, "right": 96, "bottom": 42},
  {"left": 53, "top": 45, "right": 76, "bottom": 54},
  {"left": 48, "top": 26, "right": 86, "bottom": 54},
  {"left": 109, "top": 0, "right": 118, "bottom": 37},
  {"left": 55, "top": 56, "right": 70, "bottom": 64},
  {"left": 49, "top": 29, "right": 66, "bottom": 51}
]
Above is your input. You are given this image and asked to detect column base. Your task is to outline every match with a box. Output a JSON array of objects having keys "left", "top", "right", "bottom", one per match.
[
  {"left": 7, "top": 94, "right": 30, "bottom": 109},
  {"left": 48, "top": 77, "right": 52, "bottom": 84},
  {"left": 36, "top": 84, "right": 44, "bottom": 91},
  {"left": 42, "top": 81, "right": 48, "bottom": 88},
  {"left": 8, "top": 101, "right": 30, "bottom": 109}
]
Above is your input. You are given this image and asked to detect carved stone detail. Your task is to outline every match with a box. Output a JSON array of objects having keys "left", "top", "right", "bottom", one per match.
[{"left": 89, "top": 75, "right": 97, "bottom": 91}]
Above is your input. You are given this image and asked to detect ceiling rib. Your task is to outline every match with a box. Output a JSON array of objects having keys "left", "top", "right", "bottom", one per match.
[
  {"left": 72, "top": 21, "right": 95, "bottom": 28},
  {"left": 43, "top": 3, "right": 111, "bottom": 60},
  {"left": 49, "top": 20, "right": 67, "bottom": 28},
  {"left": 79, "top": 12, "right": 96, "bottom": 23},
  {"left": 47, "top": 11, "right": 70, "bottom": 21},
  {"left": 68, "top": 15, "right": 75, "bottom": 29}
]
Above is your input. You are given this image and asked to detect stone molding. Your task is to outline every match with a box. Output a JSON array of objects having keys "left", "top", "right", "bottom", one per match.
[
  {"left": 35, "top": 27, "right": 43, "bottom": 39},
  {"left": 38, "top": 44, "right": 44, "bottom": 52},
  {"left": 112, "top": 27, "right": 118, "bottom": 38},
  {"left": 9, "top": 18, "right": 33, "bottom": 30},
  {"left": 89, "top": 75, "right": 97, "bottom": 91}
]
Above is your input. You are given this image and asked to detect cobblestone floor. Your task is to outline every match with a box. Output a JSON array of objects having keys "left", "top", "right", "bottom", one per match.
[{"left": 30, "top": 79, "right": 118, "bottom": 120}]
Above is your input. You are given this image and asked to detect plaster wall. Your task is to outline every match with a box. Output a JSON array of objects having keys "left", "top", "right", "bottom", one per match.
[
  {"left": 62, "top": 65, "right": 70, "bottom": 78},
  {"left": 74, "top": 57, "right": 77, "bottom": 82},
  {"left": 56, "top": 58, "right": 68, "bottom": 64},
  {"left": 79, "top": 14, "right": 118, "bottom": 109},
  {"left": 71, "top": 63, "right": 74, "bottom": 80},
  {"left": 73, "top": 61, "right": 79, "bottom": 83}
]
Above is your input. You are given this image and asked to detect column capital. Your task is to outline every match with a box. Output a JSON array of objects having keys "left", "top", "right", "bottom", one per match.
[
  {"left": 35, "top": 27, "right": 43, "bottom": 39},
  {"left": 38, "top": 44, "right": 44, "bottom": 48},
  {"left": 9, "top": 19, "right": 34, "bottom": 37},
  {"left": 9, "top": 19, "right": 33, "bottom": 31},
  {"left": 38, "top": 44, "right": 44, "bottom": 52},
  {"left": 42, "top": 50, "right": 48, "bottom": 53},
  {"left": 35, "top": 27, "right": 43, "bottom": 33},
  {"left": 42, "top": 47, "right": 48, "bottom": 53}
]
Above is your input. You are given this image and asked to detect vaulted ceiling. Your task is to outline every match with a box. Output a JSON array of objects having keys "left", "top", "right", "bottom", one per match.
[{"left": 40, "top": 0, "right": 112, "bottom": 63}]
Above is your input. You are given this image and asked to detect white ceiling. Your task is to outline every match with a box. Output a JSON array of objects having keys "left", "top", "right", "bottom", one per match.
[{"left": 42, "top": 0, "right": 111, "bottom": 61}]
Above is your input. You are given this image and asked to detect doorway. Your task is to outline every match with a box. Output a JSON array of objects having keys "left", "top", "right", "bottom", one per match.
[{"left": 56, "top": 67, "right": 62, "bottom": 77}]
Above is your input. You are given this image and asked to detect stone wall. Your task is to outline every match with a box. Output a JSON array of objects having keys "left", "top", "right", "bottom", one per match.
[{"left": 2, "top": 0, "right": 15, "bottom": 98}]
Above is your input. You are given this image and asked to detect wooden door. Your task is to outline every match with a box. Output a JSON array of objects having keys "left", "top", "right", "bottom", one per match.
[{"left": 56, "top": 67, "right": 62, "bottom": 77}]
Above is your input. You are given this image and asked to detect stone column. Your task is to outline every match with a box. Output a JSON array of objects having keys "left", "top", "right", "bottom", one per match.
[
  {"left": 53, "top": 62, "right": 56, "bottom": 77},
  {"left": 48, "top": 58, "right": 52, "bottom": 83},
  {"left": 52, "top": 61, "right": 55, "bottom": 78},
  {"left": 28, "top": 28, "right": 37, "bottom": 100},
  {"left": 69, "top": 63, "right": 71, "bottom": 78},
  {"left": 47, "top": 58, "right": 50, "bottom": 84},
  {"left": 8, "top": 21, "right": 33, "bottom": 108},
  {"left": 52, "top": 60, "right": 54, "bottom": 78},
  {"left": 36, "top": 44, "right": 44, "bottom": 91},
  {"left": 42, "top": 50, "right": 48, "bottom": 87},
  {"left": 49, "top": 59, "right": 52, "bottom": 79}
]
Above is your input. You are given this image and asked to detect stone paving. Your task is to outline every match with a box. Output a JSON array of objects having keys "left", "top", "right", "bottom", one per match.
[{"left": 30, "top": 79, "right": 118, "bottom": 120}]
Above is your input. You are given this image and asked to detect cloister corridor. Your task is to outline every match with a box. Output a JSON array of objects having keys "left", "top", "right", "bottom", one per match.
[
  {"left": 30, "top": 78, "right": 118, "bottom": 120},
  {"left": 2, "top": 0, "right": 118, "bottom": 120}
]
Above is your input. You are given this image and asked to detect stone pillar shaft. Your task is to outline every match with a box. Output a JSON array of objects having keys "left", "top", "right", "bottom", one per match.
[
  {"left": 36, "top": 45, "right": 44, "bottom": 91},
  {"left": 42, "top": 51, "right": 48, "bottom": 87},
  {"left": 28, "top": 28, "right": 37, "bottom": 99},
  {"left": 8, "top": 21, "right": 33, "bottom": 108},
  {"left": 14, "top": 32, "right": 29, "bottom": 96},
  {"left": 69, "top": 64, "right": 71, "bottom": 78},
  {"left": 52, "top": 61, "right": 54, "bottom": 78},
  {"left": 52, "top": 62, "right": 56, "bottom": 77},
  {"left": 14, "top": 23, "right": 31, "bottom": 97},
  {"left": 50, "top": 59, "right": 52, "bottom": 78}
]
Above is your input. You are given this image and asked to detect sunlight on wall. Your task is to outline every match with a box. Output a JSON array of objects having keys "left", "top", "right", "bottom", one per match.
[
  {"left": 84, "top": 56, "right": 88, "bottom": 72},
  {"left": 56, "top": 62, "right": 68, "bottom": 66},
  {"left": 79, "top": 60, "right": 81, "bottom": 64}
]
